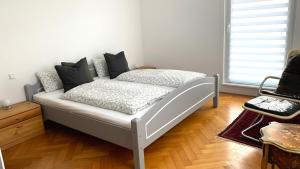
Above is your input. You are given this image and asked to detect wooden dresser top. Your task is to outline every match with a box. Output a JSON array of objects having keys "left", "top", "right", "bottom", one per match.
[
  {"left": 261, "top": 122, "right": 300, "bottom": 154},
  {"left": 0, "top": 102, "right": 40, "bottom": 120}
]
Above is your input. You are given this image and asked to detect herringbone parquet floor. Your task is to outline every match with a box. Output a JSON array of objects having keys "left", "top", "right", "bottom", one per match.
[{"left": 2, "top": 93, "right": 263, "bottom": 169}]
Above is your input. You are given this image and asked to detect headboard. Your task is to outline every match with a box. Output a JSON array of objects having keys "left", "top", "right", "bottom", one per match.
[{"left": 24, "top": 64, "right": 97, "bottom": 102}]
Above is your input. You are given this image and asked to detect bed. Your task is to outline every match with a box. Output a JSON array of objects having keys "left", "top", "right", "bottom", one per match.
[{"left": 24, "top": 66, "right": 219, "bottom": 169}]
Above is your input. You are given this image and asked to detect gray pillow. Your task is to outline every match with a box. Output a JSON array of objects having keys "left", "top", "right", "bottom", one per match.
[
  {"left": 36, "top": 71, "right": 63, "bottom": 92},
  {"left": 93, "top": 56, "right": 109, "bottom": 77}
]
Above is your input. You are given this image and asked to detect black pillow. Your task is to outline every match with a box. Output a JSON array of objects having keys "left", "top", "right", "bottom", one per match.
[
  {"left": 61, "top": 58, "right": 93, "bottom": 82},
  {"left": 55, "top": 58, "right": 93, "bottom": 92},
  {"left": 104, "top": 51, "right": 129, "bottom": 79},
  {"left": 276, "top": 54, "right": 300, "bottom": 97}
]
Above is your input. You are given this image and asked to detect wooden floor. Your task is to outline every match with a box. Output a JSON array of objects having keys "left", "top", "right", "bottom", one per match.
[{"left": 2, "top": 93, "right": 263, "bottom": 169}]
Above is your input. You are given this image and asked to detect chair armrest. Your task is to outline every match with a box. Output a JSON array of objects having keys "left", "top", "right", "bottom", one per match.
[
  {"left": 258, "top": 76, "right": 281, "bottom": 95},
  {"left": 259, "top": 76, "right": 300, "bottom": 103}
]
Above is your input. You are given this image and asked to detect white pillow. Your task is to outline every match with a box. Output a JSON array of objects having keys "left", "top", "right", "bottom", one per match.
[
  {"left": 36, "top": 71, "right": 63, "bottom": 92},
  {"left": 93, "top": 56, "right": 109, "bottom": 77}
]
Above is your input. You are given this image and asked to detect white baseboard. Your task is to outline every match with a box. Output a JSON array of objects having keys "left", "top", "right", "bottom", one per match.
[{"left": 221, "top": 84, "right": 259, "bottom": 96}]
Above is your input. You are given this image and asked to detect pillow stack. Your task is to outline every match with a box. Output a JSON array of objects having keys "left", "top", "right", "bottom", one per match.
[{"left": 36, "top": 51, "right": 130, "bottom": 93}]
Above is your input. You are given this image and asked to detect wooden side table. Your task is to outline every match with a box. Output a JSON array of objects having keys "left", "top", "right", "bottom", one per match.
[
  {"left": 260, "top": 122, "right": 300, "bottom": 169},
  {"left": 0, "top": 102, "right": 44, "bottom": 149}
]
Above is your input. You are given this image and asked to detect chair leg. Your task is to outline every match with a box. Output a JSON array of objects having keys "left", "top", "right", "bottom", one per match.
[
  {"left": 271, "top": 163, "right": 275, "bottom": 169},
  {"left": 261, "top": 144, "right": 269, "bottom": 169},
  {"left": 241, "top": 115, "right": 264, "bottom": 142}
]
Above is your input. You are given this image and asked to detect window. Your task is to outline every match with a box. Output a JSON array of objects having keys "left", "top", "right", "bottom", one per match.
[{"left": 225, "top": 0, "right": 295, "bottom": 86}]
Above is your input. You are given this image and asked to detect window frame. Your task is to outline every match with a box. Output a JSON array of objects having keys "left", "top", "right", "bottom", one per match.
[{"left": 223, "top": 0, "right": 297, "bottom": 87}]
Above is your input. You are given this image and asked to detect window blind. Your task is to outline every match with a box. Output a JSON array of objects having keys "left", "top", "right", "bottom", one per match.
[{"left": 227, "top": 0, "right": 291, "bottom": 85}]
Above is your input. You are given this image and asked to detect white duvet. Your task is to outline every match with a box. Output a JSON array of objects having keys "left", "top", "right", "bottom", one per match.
[
  {"left": 116, "top": 69, "right": 206, "bottom": 88},
  {"left": 63, "top": 79, "right": 174, "bottom": 115}
]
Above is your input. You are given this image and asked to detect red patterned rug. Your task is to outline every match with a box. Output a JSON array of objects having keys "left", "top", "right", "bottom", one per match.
[{"left": 218, "top": 110, "right": 300, "bottom": 148}]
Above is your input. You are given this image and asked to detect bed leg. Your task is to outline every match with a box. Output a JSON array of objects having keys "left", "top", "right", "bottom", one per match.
[
  {"left": 131, "top": 118, "right": 145, "bottom": 169},
  {"left": 24, "top": 84, "right": 34, "bottom": 101},
  {"left": 133, "top": 146, "right": 145, "bottom": 169},
  {"left": 213, "top": 74, "right": 219, "bottom": 108},
  {"left": 213, "top": 96, "right": 219, "bottom": 108}
]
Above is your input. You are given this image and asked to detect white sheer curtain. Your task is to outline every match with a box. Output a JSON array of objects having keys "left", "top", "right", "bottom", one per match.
[{"left": 227, "top": 0, "right": 292, "bottom": 85}]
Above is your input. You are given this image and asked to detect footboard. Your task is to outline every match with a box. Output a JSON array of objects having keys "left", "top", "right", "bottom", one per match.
[
  {"left": 131, "top": 75, "right": 219, "bottom": 168},
  {"left": 132, "top": 74, "right": 219, "bottom": 149}
]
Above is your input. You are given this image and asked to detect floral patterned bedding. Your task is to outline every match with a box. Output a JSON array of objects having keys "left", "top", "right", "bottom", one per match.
[
  {"left": 116, "top": 69, "right": 206, "bottom": 88},
  {"left": 63, "top": 79, "right": 174, "bottom": 115}
]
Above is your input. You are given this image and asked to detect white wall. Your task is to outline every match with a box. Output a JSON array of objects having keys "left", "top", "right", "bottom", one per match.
[
  {"left": 0, "top": 0, "right": 144, "bottom": 103},
  {"left": 141, "top": 0, "right": 224, "bottom": 76},
  {"left": 293, "top": 0, "right": 300, "bottom": 49}
]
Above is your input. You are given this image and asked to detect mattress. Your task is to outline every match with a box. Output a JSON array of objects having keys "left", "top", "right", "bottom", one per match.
[{"left": 33, "top": 89, "right": 153, "bottom": 129}]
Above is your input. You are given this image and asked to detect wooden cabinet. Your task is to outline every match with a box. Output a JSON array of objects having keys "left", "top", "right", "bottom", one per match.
[
  {"left": 0, "top": 102, "right": 44, "bottom": 150},
  {"left": 261, "top": 122, "right": 300, "bottom": 169}
]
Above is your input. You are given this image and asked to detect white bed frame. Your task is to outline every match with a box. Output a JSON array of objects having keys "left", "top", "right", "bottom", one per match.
[{"left": 24, "top": 67, "right": 219, "bottom": 169}]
